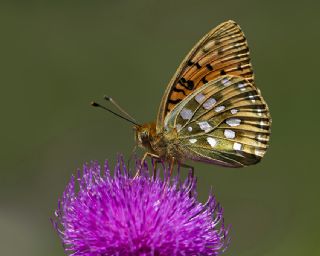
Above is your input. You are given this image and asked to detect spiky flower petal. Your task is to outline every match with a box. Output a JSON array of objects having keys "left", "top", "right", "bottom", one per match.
[{"left": 52, "top": 158, "right": 229, "bottom": 256}]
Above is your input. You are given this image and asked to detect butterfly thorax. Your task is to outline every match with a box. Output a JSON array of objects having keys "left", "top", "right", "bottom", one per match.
[{"left": 135, "top": 122, "right": 186, "bottom": 162}]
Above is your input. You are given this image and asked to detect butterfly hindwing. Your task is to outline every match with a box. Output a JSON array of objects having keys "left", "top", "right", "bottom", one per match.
[
  {"left": 157, "top": 20, "right": 254, "bottom": 132},
  {"left": 164, "top": 75, "right": 271, "bottom": 167}
]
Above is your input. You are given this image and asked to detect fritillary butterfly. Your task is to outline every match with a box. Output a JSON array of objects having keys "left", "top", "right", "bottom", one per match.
[
  {"left": 135, "top": 20, "right": 271, "bottom": 171},
  {"left": 93, "top": 20, "right": 271, "bottom": 174}
]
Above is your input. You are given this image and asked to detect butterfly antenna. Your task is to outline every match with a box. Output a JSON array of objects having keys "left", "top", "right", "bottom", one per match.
[
  {"left": 104, "top": 96, "right": 138, "bottom": 123},
  {"left": 91, "top": 101, "right": 141, "bottom": 127}
]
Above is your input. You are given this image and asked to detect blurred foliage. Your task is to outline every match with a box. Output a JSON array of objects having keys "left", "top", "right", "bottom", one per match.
[{"left": 0, "top": 0, "right": 319, "bottom": 255}]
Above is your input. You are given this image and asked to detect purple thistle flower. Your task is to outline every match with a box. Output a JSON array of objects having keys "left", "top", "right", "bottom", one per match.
[{"left": 52, "top": 157, "right": 230, "bottom": 256}]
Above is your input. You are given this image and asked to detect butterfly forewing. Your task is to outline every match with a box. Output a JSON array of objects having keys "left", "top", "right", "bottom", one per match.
[
  {"left": 164, "top": 75, "right": 271, "bottom": 167},
  {"left": 157, "top": 20, "right": 254, "bottom": 133}
]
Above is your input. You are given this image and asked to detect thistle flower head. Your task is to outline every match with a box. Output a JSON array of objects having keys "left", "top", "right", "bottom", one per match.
[{"left": 52, "top": 158, "right": 229, "bottom": 256}]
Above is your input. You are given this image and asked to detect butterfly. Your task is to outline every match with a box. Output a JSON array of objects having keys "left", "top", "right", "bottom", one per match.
[
  {"left": 134, "top": 20, "right": 271, "bottom": 173},
  {"left": 93, "top": 20, "right": 271, "bottom": 174}
]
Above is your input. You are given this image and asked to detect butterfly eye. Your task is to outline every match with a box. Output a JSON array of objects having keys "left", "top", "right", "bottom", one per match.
[
  {"left": 138, "top": 130, "right": 149, "bottom": 144},
  {"left": 141, "top": 131, "right": 149, "bottom": 140}
]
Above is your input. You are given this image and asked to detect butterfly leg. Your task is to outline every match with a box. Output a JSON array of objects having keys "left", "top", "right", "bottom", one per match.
[
  {"left": 180, "top": 163, "right": 194, "bottom": 179},
  {"left": 133, "top": 152, "right": 160, "bottom": 179},
  {"left": 180, "top": 163, "right": 194, "bottom": 197},
  {"left": 169, "top": 157, "right": 176, "bottom": 178},
  {"left": 162, "top": 157, "right": 176, "bottom": 193},
  {"left": 152, "top": 158, "right": 163, "bottom": 181}
]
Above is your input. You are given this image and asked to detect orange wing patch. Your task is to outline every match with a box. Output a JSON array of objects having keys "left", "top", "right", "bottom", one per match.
[{"left": 157, "top": 20, "right": 255, "bottom": 132}]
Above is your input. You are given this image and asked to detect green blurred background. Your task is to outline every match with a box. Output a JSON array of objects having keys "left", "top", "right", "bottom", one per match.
[{"left": 1, "top": 0, "right": 319, "bottom": 255}]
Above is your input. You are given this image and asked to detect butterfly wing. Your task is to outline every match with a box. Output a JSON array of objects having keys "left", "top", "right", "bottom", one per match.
[
  {"left": 157, "top": 20, "right": 254, "bottom": 133},
  {"left": 164, "top": 75, "right": 271, "bottom": 167}
]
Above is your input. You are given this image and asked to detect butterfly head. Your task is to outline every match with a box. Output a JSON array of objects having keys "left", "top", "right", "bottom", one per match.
[{"left": 134, "top": 122, "right": 156, "bottom": 149}]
